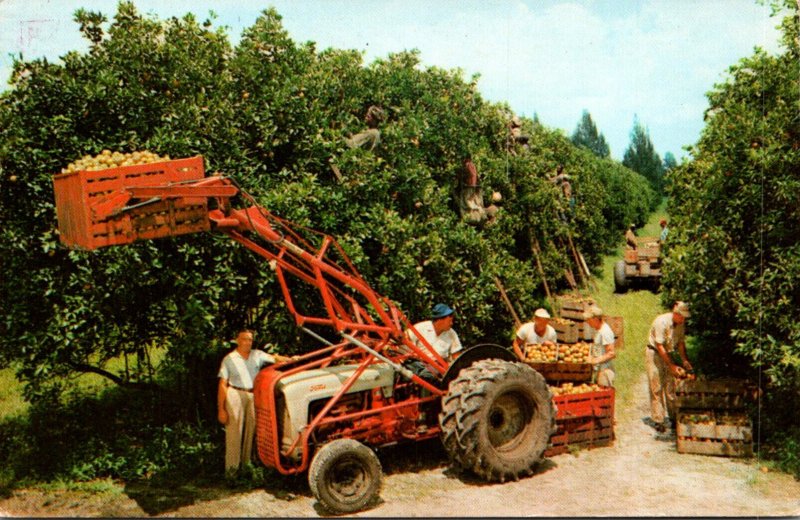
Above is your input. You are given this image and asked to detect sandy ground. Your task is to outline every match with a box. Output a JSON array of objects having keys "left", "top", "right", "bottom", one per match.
[{"left": 2, "top": 373, "right": 799, "bottom": 517}]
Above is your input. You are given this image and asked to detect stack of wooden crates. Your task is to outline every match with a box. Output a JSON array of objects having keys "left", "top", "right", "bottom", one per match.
[
  {"left": 556, "top": 295, "right": 625, "bottom": 349},
  {"left": 675, "top": 378, "right": 754, "bottom": 457},
  {"left": 524, "top": 295, "right": 626, "bottom": 456}
]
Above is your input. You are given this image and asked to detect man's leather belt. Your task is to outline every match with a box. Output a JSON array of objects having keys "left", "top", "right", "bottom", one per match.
[{"left": 230, "top": 385, "right": 253, "bottom": 393}]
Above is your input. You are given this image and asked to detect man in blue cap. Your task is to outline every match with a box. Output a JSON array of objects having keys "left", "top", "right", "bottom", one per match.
[{"left": 406, "top": 303, "right": 463, "bottom": 363}]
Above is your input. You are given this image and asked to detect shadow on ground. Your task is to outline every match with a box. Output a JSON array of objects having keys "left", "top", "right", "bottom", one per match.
[{"left": 123, "top": 470, "right": 310, "bottom": 516}]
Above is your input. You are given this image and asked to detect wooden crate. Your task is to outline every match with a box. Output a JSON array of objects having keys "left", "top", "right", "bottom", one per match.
[
  {"left": 675, "top": 378, "right": 753, "bottom": 410},
  {"left": 638, "top": 246, "right": 660, "bottom": 262},
  {"left": 546, "top": 388, "right": 615, "bottom": 456},
  {"left": 549, "top": 319, "right": 579, "bottom": 344},
  {"left": 53, "top": 156, "right": 208, "bottom": 250},
  {"left": 676, "top": 410, "right": 753, "bottom": 458},
  {"left": 576, "top": 321, "right": 595, "bottom": 341},
  {"left": 623, "top": 249, "right": 638, "bottom": 263},
  {"left": 557, "top": 295, "right": 595, "bottom": 312},
  {"left": 526, "top": 361, "right": 592, "bottom": 384},
  {"left": 561, "top": 308, "right": 591, "bottom": 321}
]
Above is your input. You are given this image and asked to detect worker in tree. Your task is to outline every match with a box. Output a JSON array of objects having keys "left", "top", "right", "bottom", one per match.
[
  {"left": 625, "top": 224, "right": 638, "bottom": 250},
  {"left": 345, "top": 105, "right": 385, "bottom": 151},
  {"left": 506, "top": 115, "right": 530, "bottom": 154},
  {"left": 659, "top": 219, "right": 669, "bottom": 243},
  {"left": 457, "top": 157, "right": 500, "bottom": 225},
  {"left": 512, "top": 308, "right": 557, "bottom": 359},
  {"left": 645, "top": 301, "right": 692, "bottom": 433},
  {"left": 586, "top": 305, "right": 616, "bottom": 387},
  {"left": 406, "top": 303, "right": 463, "bottom": 364},
  {"left": 550, "top": 165, "right": 575, "bottom": 222},
  {"left": 217, "top": 329, "right": 293, "bottom": 474}
]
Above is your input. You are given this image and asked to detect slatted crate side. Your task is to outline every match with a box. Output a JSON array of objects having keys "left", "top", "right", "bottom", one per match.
[
  {"left": 549, "top": 319, "right": 579, "bottom": 344},
  {"left": 553, "top": 388, "right": 615, "bottom": 420},
  {"left": 576, "top": 321, "right": 594, "bottom": 340},
  {"left": 623, "top": 249, "right": 638, "bottom": 263},
  {"left": 637, "top": 246, "right": 660, "bottom": 262},
  {"left": 676, "top": 409, "right": 753, "bottom": 458},
  {"left": 546, "top": 436, "right": 614, "bottom": 457},
  {"left": 53, "top": 169, "right": 92, "bottom": 249},
  {"left": 676, "top": 438, "right": 753, "bottom": 458},
  {"left": 556, "top": 295, "right": 595, "bottom": 312},
  {"left": 546, "top": 390, "right": 615, "bottom": 457},
  {"left": 675, "top": 378, "right": 753, "bottom": 410},
  {"left": 561, "top": 308, "right": 591, "bottom": 321},
  {"left": 53, "top": 157, "right": 209, "bottom": 250},
  {"left": 82, "top": 156, "right": 205, "bottom": 199},
  {"left": 676, "top": 410, "right": 753, "bottom": 441},
  {"left": 528, "top": 362, "right": 593, "bottom": 384}
]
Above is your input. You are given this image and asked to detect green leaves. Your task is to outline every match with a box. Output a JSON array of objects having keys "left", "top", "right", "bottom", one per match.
[
  {"left": 663, "top": 7, "right": 800, "bottom": 395},
  {"left": 0, "top": 2, "right": 652, "bottom": 407}
]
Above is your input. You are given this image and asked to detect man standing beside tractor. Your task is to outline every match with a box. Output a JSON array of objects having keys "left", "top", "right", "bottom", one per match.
[
  {"left": 217, "top": 329, "right": 293, "bottom": 473},
  {"left": 646, "top": 301, "right": 692, "bottom": 433}
]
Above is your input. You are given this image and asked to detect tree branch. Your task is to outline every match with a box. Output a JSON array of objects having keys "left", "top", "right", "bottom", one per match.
[{"left": 68, "top": 361, "right": 161, "bottom": 391}]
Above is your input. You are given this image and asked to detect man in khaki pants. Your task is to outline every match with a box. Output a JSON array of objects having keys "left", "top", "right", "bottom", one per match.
[
  {"left": 217, "top": 330, "right": 292, "bottom": 474},
  {"left": 646, "top": 302, "right": 692, "bottom": 433}
]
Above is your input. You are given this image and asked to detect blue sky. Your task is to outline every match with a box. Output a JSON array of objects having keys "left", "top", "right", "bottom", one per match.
[{"left": 0, "top": 0, "right": 785, "bottom": 160}]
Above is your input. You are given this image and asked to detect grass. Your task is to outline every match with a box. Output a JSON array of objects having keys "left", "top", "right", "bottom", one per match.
[
  {"left": 587, "top": 199, "right": 668, "bottom": 420},
  {"left": 0, "top": 368, "right": 28, "bottom": 420}
]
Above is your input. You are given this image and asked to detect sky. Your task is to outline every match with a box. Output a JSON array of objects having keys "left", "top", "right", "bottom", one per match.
[{"left": 0, "top": 0, "right": 786, "bottom": 161}]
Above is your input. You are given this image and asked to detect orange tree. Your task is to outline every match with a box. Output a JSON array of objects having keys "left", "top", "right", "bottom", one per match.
[
  {"left": 0, "top": 3, "right": 653, "bottom": 481},
  {"left": 662, "top": 2, "right": 799, "bottom": 472}
]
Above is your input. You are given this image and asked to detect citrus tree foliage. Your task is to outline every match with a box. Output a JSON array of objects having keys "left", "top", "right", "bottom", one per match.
[
  {"left": 663, "top": 5, "right": 799, "bottom": 396},
  {"left": 0, "top": 3, "right": 653, "bottom": 401},
  {"left": 623, "top": 117, "right": 665, "bottom": 199}
]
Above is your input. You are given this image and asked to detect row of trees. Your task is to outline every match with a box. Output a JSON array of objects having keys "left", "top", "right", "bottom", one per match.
[
  {"left": 0, "top": 3, "right": 654, "bottom": 418},
  {"left": 663, "top": 1, "right": 799, "bottom": 473},
  {"left": 571, "top": 110, "right": 675, "bottom": 199}
]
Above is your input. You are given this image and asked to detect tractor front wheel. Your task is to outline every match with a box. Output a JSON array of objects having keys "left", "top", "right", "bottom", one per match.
[
  {"left": 439, "top": 359, "right": 555, "bottom": 482},
  {"left": 308, "top": 439, "right": 382, "bottom": 515}
]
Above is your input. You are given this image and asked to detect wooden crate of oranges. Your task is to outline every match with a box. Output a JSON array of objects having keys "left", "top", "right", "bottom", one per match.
[{"left": 523, "top": 342, "right": 593, "bottom": 383}]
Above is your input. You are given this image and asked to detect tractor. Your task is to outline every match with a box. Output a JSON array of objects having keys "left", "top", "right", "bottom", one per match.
[
  {"left": 52, "top": 155, "right": 556, "bottom": 514},
  {"left": 614, "top": 236, "right": 662, "bottom": 293}
]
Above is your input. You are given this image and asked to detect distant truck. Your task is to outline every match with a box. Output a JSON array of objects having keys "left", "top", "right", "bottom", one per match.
[{"left": 614, "top": 237, "right": 661, "bottom": 293}]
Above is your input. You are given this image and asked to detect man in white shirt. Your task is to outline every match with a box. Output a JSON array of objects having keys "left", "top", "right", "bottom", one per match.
[
  {"left": 512, "top": 308, "right": 557, "bottom": 359},
  {"left": 646, "top": 301, "right": 692, "bottom": 433},
  {"left": 585, "top": 305, "right": 616, "bottom": 387},
  {"left": 217, "top": 329, "right": 293, "bottom": 473},
  {"left": 406, "top": 303, "right": 463, "bottom": 363}
]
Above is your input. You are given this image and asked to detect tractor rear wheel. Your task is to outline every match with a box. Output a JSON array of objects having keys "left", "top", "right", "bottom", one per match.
[
  {"left": 308, "top": 439, "right": 382, "bottom": 514},
  {"left": 614, "top": 260, "right": 628, "bottom": 293},
  {"left": 439, "top": 359, "right": 555, "bottom": 482}
]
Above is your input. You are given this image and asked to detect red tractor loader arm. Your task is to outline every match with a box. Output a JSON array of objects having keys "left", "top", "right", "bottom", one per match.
[
  {"left": 53, "top": 156, "right": 446, "bottom": 384},
  {"left": 53, "top": 155, "right": 556, "bottom": 514}
]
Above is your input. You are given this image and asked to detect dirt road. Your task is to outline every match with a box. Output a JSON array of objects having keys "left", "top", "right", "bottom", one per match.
[{"left": 3, "top": 371, "right": 798, "bottom": 517}]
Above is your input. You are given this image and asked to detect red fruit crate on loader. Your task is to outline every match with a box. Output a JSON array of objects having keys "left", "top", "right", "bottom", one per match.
[
  {"left": 52, "top": 156, "right": 209, "bottom": 250},
  {"left": 546, "top": 387, "right": 615, "bottom": 456}
]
